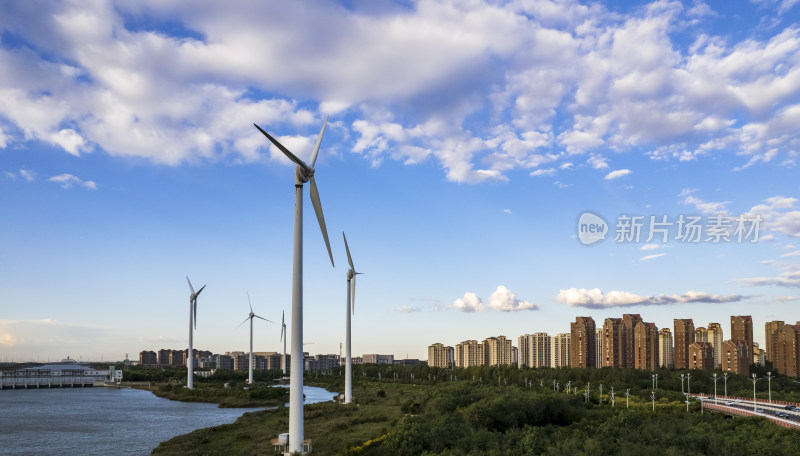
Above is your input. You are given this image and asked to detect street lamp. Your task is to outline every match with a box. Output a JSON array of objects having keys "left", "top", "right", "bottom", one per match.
[
  {"left": 687, "top": 372, "right": 691, "bottom": 397},
  {"left": 625, "top": 389, "right": 630, "bottom": 409},
  {"left": 651, "top": 390, "right": 656, "bottom": 411},
  {"left": 651, "top": 373, "right": 660, "bottom": 389},
  {"left": 767, "top": 372, "right": 773, "bottom": 403},
  {"left": 748, "top": 373, "right": 760, "bottom": 412},
  {"left": 723, "top": 372, "right": 729, "bottom": 397},
  {"left": 681, "top": 374, "right": 685, "bottom": 394},
  {"left": 711, "top": 373, "right": 719, "bottom": 405},
  {"left": 610, "top": 386, "right": 616, "bottom": 407}
]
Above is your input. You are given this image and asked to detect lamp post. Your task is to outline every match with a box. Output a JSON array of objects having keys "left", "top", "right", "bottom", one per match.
[
  {"left": 723, "top": 372, "right": 729, "bottom": 397},
  {"left": 651, "top": 390, "right": 655, "bottom": 411},
  {"left": 681, "top": 374, "right": 685, "bottom": 394},
  {"left": 651, "top": 373, "right": 660, "bottom": 389},
  {"left": 610, "top": 386, "right": 616, "bottom": 407},
  {"left": 625, "top": 389, "right": 630, "bottom": 409},
  {"left": 748, "top": 373, "right": 760, "bottom": 412},
  {"left": 767, "top": 372, "right": 773, "bottom": 403},
  {"left": 711, "top": 373, "right": 719, "bottom": 405},
  {"left": 687, "top": 372, "right": 691, "bottom": 397}
]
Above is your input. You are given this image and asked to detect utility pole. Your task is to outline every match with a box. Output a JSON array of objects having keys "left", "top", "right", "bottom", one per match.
[
  {"left": 749, "top": 373, "right": 760, "bottom": 412},
  {"left": 712, "top": 373, "right": 719, "bottom": 405},
  {"left": 767, "top": 372, "right": 773, "bottom": 403},
  {"left": 681, "top": 374, "right": 685, "bottom": 394}
]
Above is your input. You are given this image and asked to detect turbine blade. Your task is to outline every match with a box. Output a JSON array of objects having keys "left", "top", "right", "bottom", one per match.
[
  {"left": 343, "top": 232, "right": 355, "bottom": 271},
  {"left": 280, "top": 325, "right": 285, "bottom": 342},
  {"left": 308, "top": 116, "right": 328, "bottom": 167},
  {"left": 247, "top": 292, "right": 253, "bottom": 313},
  {"left": 281, "top": 310, "right": 285, "bottom": 326},
  {"left": 254, "top": 314, "right": 273, "bottom": 323},
  {"left": 196, "top": 285, "right": 206, "bottom": 297},
  {"left": 187, "top": 276, "right": 195, "bottom": 295},
  {"left": 309, "top": 176, "right": 334, "bottom": 267},
  {"left": 253, "top": 124, "right": 312, "bottom": 173},
  {"left": 237, "top": 315, "right": 250, "bottom": 328}
]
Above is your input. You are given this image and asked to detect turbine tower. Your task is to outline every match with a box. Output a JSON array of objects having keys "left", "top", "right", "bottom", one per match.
[
  {"left": 343, "top": 232, "right": 362, "bottom": 404},
  {"left": 254, "top": 118, "right": 334, "bottom": 454},
  {"left": 238, "top": 292, "right": 273, "bottom": 385},
  {"left": 186, "top": 276, "right": 205, "bottom": 390},
  {"left": 280, "top": 311, "right": 287, "bottom": 375}
]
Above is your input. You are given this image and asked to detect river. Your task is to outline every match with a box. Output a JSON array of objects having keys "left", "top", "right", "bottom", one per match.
[{"left": 0, "top": 385, "right": 336, "bottom": 455}]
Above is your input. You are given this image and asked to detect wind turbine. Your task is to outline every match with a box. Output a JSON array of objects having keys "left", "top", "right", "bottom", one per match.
[
  {"left": 343, "top": 232, "right": 363, "bottom": 404},
  {"left": 186, "top": 276, "right": 205, "bottom": 390},
  {"left": 280, "top": 311, "right": 287, "bottom": 375},
  {"left": 254, "top": 118, "right": 334, "bottom": 454},
  {"left": 238, "top": 292, "right": 273, "bottom": 385}
]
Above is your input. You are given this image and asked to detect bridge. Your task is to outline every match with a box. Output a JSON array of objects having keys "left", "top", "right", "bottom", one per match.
[{"left": 695, "top": 395, "right": 800, "bottom": 430}]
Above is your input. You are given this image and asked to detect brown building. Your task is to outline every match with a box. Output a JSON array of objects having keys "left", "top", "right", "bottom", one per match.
[
  {"left": 139, "top": 350, "right": 157, "bottom": 366},
  {"left": 602, "top": 318, "right": 624, "bottom": 368},
  {"left": 765, "top": 320, "right": 786, "bottom": 365},
  {"left": 622, "top": 314, "right": 643, "bottom": 368},
  {"left": 674, "top": 319, "right": 695, "bottom": 370},
  {"left": 688, "top": 341, "right": 714, "bottom": 370},
  {"left": 157, "top": 349, "right": 172, "bottom": 366},
  {"left": 775, "top": 324, "right": 800, "bottom": 377},
  {"left": 634, "top": 321, "right": 659, "bottom": 370},
  {"left": 722, "top": 339, "right": 749, "bottom": 375},
  {"left": 571, "top": 316, "right": 596, "bottom": 368},
  {"left": 731, "top": 315, "right": 754, "bottom": 362}
]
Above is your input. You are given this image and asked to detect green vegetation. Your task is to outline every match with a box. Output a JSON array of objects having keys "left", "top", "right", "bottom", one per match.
[
  {"left": 152, "top": 381, "right": 289, "bottom": 408},
  {"left": 151, "top": 365, "right": 800, "bottom": 455}
]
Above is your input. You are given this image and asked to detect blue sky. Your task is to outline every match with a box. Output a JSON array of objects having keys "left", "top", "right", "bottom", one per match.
[{"left": 1, "top": 0, "right": 799, "bottom": 362}]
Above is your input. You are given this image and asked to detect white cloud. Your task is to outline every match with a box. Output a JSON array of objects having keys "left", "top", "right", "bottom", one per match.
[
  {"left": 397, "top": 306, "right": 422, "bottom": 313},
  {"left": 503, "top": 208, "right": 513, "bottom": 215},
  {"left": 530, "top": 168, "right": 556, "bottom": 177},
  {"left": 679, "top": 188, "right": 730, "bottom": 214},
  {"left": 487, "top": 286, "right": 538, "bottom": 312},
  {"left": 640, "top": 253, "right": 666, "bottom": 261},
  {"left": 604, "top": 169, "right": 631, "bottom": 180},
  {"left": 738, "top": 269, "right": 800, "bottom": 288},
  {"left": 450, "top": 292, "right": 484, "bottom": 313},
  {"left": 557, "top": 287, "right": 749, "bottom": 308},
  {"left": 640, "top": 244, "right": 660, "bottom": 250},
  {"left": 48, "top": 173, "right": 97, "bottom": 190},
  {"left": 742, "top": 196, "right": 800, "bottom": 238},
  {"left": 774, "top": 295, "right": 798, "bottom": 302}
]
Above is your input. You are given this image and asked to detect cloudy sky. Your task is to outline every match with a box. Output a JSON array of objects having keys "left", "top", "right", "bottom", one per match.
[{"left": 1, "top": 0, "right": 799, "bottom": 362}]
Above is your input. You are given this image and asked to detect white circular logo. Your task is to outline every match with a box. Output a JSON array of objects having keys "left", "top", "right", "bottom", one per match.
[{"left": 577, "top": 212, "right": 608, "bottom": 245}]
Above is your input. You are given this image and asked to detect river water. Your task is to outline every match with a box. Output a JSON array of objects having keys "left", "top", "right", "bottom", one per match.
[{"left": 0, "top": 386, "right": 336, "bottom": 456}]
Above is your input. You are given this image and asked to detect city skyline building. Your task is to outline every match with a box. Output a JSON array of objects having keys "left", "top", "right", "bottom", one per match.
[
  {"left": 570, "top": 317, "right": 596, "bottom": 368},
  {"left": 674, "top": 319, "right": 695, "bottom": 370},
  {"left": 707, "top": 323, "right": 724, "bottom": 369},
  {"left": 658, "top": 328, "right": 673, "bottom": 369}
]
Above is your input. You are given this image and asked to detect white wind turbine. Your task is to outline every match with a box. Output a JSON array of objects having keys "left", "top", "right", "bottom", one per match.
[
  {"left": 186, "top": 276, "right": 205, "bottom": 390},
  {"left": 254, "top": 118, "right": 334, "bottom": 454},
  {"left": 343, "top": 232, "right": 362, "bottom": 404},
  {"left": 280, "top": 310, "right": 287, "bottom": 375},
  {"left": 237, "top": 292, "right": 273, "bottom": 385}
]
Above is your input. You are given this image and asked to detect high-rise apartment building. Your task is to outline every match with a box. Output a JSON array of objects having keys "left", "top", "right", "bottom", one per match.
[
  {"left": 689, "top": 341, "right": 714, "bottom": 370},
  {"left": 634, "top": 322, "right": 659, "bottom": 370},
  {"left": 695, "top": 327, "right": 708, "bottom": 343},
  {"left": 674, "top": 319, "right": 695, "bottom": 370},
  {"left": 658, "top": 328, "right": 673, "bottom": 368},
  {"left": 731, "top": 315, "right": 754, "bottom": 362},
  {"left": 775, "top": 324, "right": 800, "bottom": 377},
  {"left": 551, "top": 333, "right": 571, "bottom": 368},
  {"left": 595, "top": 328, "right": 604, "bottom": 367},
  {"left": 753, "top": 342, "right": 765, "bottom": 366},
  {"left": 622, "top": 314, "right": 643, "bottom": 368},
  {"left": 455, "top": 340, "right": 484, "bottom": 368},
  {"left": 362, "top": 354, "right": 394, "bottom": 365},
  {"left": 722, "top": 339, "right": 749, "bottom": 375},
  {"left": 765, "top": 320, "right": 785, "bottom": 365},
  {"left": 570, "top": 317, "right": 596, "bottom": 368},
  {"left": 428, "top": 343, "right": 453, "bottom": 368},
  {"left": 139, "top": 350, "right": 157, "bottom": 366},
  {"left": 707, "top": 323, "right": 724, "bottom": 369},
  {"left": 483, "top": 336, "right": 513, "bottom": 366},
  {"left": 602, "top": 318, "right": 624, "bottom": 368},
  {"left": 518, "top": 333, "right": 550, "bottom": 368}
]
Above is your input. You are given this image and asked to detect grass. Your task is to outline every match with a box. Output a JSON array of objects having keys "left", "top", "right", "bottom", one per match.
[
  {"left": 148, "top": 381, "right": 290, "bottom": 408},
  {"left": 152, "top": 382, "right": 425, "bottom": 455}
]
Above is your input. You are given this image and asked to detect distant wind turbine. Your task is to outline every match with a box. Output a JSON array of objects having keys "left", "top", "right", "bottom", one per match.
[
  {"left": 237, "top": 292, "right": 273, "bottom": 385},
  {"left": 186, "top": 276, "right": 205, "bottom": 390},
  {"left": 343, "top": 232, "right": 363, "bottom": 404},
  {"left": 254, "top": 118, "right": 334, "bottom": 454},
  {"left": 280, "top": 311, "right": 287, "bottom": 375}
]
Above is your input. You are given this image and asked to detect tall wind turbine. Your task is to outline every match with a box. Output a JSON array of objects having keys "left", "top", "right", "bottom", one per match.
[
  {"left": 186, "top": 276, "right": 205, "bottom": 390},
  {"left": 238, "top": 293, "right": 273, "bottom": 385},
  {"left": 280, "top": 310, "right": 287, "bottom": 375},
  {"left": 254, "top": 118, "right": 334, "bottom": 454},
  {"left": 343, "top": 232, "right": 362, "bottom": 404}
]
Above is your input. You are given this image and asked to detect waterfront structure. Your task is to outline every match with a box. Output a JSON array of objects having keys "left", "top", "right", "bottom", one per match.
[
  {"left": 707, "top": 323, "right": 724, "bottom": 369},
  {"left": 722, "top": 339, "right": 750, "bottom": 374},
  {"left": 551, "top": 333, "right": 571, "bottom": 368},
  {"left": 688, "top": 341, "right": 714, "bottom": 370},
  {"left": 765, "top": 320, "right": 785, "bottom": 365},
  {"left": 658, "top": 328, "right": 673, "bottom": 368},
  {"left": 0, "top": 360, "right": 122, "bottom": 389},
  {"left": 139, "top": 350, "right": 157, "bottom": 366},
  {"left": 634, "top": 322, "right": 659, "bottom": 371},
  {"left": 731, "top": 315, "right": 754, "bottom": 362},
  {"left": 518, "top": 333, "right": 550, "bottom": 368},
  {"left": 428, "top": 343, "right": 453, "bottom": 368},
  {"left": 674, "top": 319, "right": 695, "bottom": 370},
  {"left": 483, "top": 336, "right": 513, "bottom": 366},
  {"left": 455, "top": 340, "right": 483, "bottom": 367},
  {"left": 570, "top": 317, "right": 596, "bottom": 368}
]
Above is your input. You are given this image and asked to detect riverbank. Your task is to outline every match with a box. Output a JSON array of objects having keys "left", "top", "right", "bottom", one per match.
[
  {"left": 152, "top": 382, "right": 423, "bottom": 455},
  {"left": 147, "top": 381, "right": 291, "bottom": 408}
]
